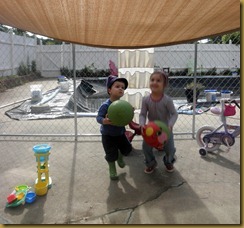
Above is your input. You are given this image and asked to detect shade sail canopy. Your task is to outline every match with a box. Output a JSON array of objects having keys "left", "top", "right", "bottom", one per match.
[{"left": 0, "top": 0, "right": 240, "bottom": 48}]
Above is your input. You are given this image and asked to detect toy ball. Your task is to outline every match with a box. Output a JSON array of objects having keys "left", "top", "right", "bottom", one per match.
[
  {"left": 108, "top": 100, "right": 134, "bottom": 127},
  {"left": 142, "top": 120, "right": 170, "bottom": 149},
  {"left": 210, "top": 106, "right": 221, "bottom": 115}
]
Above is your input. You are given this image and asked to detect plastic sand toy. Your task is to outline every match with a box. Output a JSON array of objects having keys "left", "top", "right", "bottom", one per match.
[
  {"left": 25, "top": 191, "right": 36, "bottom": 204},
  {"left": 33, "top": 144, "right": 52, "bottom": 196},
  {"left": 6, "top": 185, "right": 31, "bottom": 208}
]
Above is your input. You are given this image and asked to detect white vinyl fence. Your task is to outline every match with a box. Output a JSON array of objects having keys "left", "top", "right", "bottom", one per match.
[
  {"left": 0, "top": 31, "right": 36, "bottom": 77},
  {"left": 0, "top": 31, "right": 240, "bottom": 78},
  {"left": 36, "top": 43, "right": 240, "bottom": 77}
]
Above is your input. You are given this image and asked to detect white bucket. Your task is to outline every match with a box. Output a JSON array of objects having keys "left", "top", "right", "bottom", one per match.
[
  {"left": 59, "top": 81, "right": 69, "bottom": 92},
  {"left": 204, "top": 90, "right": 217, "bottom": 102},
  {"left": 221, "top": 90, "right": 233, "bottom": 99},
  {"left": 30, "top": 84, "right": 43, "bottom": 101}
]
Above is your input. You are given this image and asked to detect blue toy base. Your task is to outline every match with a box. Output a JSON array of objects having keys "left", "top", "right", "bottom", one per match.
[{"left": 25, "top": 191, "right": 36, "bottom": 204}]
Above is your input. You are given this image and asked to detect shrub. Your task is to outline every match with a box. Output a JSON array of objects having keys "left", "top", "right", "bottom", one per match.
[
  {"left": 60, "top": 66, "right": 110, "bottom": 78},
  {"left": 17, "top": 62, "right": 30, "bottom": 76},
  {"left": 185, "top": 81, "right": 205, "bottom": 90},
  {"left": 31, "top": 60, "right": 37, "bottom": 72}
]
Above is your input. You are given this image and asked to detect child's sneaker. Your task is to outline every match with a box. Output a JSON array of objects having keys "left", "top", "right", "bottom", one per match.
[
  {"left": 144, "top": 162, "right": 157, "bottom": 174},
  {"left": 165, "top": 163, "right": 174, "bottom": 173}
]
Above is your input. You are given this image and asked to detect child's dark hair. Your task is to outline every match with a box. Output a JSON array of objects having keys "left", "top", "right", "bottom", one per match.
[{"left": 150, "top": 70, "right": 169, "bottom": 88}]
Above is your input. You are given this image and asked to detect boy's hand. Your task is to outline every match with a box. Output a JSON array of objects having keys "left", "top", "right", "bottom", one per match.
[{"left": 103, "top": 114, "right": 113, "bottom": 125}]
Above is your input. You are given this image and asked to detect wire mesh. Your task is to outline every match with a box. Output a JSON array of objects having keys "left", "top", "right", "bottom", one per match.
[
  {"left": 0, "top": 29, "right": 240, "bottom": 141},
  {"left": 0, "top": 28, "right": 240, "bottom": 225}
]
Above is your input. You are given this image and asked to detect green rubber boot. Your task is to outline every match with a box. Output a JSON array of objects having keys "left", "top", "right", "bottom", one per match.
[
  {"left": 108, "top": 162, "right": 118, "bottom": 180},
  {"left": 117, "top": 151, "right": 125, "bottom": 168}
]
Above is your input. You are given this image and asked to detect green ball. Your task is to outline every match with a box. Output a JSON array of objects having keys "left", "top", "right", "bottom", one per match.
[{"left": 108, "top": 100, "right": 134, "bottom": 127}]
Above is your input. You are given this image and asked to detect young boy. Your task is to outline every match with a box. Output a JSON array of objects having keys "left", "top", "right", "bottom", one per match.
[
  {"left": 96, "top": 75, "right": 132, "bottom": 180},
  {"left": 139, "top": 71, "right": 178, "bottom": 173}
]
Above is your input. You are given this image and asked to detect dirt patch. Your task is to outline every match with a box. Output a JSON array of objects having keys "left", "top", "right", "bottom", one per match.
[{"left": 0, "top": 73, "right": 40, "bottom": 92}]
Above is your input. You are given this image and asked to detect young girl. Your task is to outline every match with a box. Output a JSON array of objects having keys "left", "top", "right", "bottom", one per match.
[
  {"left": 96, "top": 75, "right": 132, "bottom": 180},
  {"left": 139, "top": 71, "right": 178, "bottom": 174}
]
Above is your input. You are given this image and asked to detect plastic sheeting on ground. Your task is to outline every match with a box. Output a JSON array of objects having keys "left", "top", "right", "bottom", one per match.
[
  {"left": 5, "top": 80, "right": 108, "bottom": 120},
  {"left": 5, "top": 79, "right": 216, "bottom": 121}
]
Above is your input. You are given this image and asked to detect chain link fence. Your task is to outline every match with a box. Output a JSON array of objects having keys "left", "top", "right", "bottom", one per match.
[
  {"left": 0, "top": 30, "right": 240, "bottom": 141},
  {"left": 0, "top": 28, "right": 240, "bottom": 225}
]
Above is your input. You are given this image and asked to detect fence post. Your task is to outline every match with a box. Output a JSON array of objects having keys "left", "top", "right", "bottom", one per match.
[
  {"left": 34, "top": 35, "right": 37, "bottom": 61},
  {"left": 39, "top": 40, "right": 43, "bottom": 76},
  {"left": 69, "top": 43, "right": 72, "bottom": 69},
  {"left": 24, "top": 33, "right": 27, "bottom": 67},
  {"left": 61, "top": 42, "right": 64, "bottom": 69},
  {"left": 10, "top": 30, "right": 14, "bottom": 75},
  {"left": 72, "top": 44, "right": 78, "bottom": 140},
  {"left": 192, "top": 42, "right": 198, "bottom": 138}
]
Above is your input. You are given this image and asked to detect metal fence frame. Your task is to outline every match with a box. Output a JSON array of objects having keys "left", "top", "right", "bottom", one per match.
[{"left": 0, "top": 32, "right": 240, "bottom": 140}]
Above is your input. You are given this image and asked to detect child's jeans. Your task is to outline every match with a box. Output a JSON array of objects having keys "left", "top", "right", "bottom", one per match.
[
  {"left": 102, "top": 134, "right": 132, "bottom": 162},
  {"left": 142, "top": 132, "right": 176, "bottom": 167}
]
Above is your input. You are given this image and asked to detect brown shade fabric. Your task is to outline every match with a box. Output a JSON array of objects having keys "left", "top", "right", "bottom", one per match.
[{"left": 0, "top": 0, "right": 240, "bottom": 48}]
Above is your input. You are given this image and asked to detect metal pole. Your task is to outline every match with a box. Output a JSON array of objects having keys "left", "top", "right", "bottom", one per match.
[
  {"left": 10, "top": 30, "right": 14, "bottom": 75},
  {"left": 192, "top": 42, "right": 198, "bottom": 138},
  {"left": 72, "top": 44, "right": 78, "bottom": 141}
]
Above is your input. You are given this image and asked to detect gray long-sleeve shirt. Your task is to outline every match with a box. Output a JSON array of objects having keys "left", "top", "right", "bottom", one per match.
[{"left": 139, "top": 94, "right": 178, "bottom": 128}]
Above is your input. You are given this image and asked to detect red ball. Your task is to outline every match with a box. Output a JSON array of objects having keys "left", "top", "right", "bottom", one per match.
[{"left": 142, "top": 121, "right": 170, "bottom": 149}]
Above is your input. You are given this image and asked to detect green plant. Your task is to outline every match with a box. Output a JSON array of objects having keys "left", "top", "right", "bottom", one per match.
[
  {"left": 185, "top": 81, "right": 205, "bottom": 90},
  {"left": 0, "top": 74, "right": 40, "bottom": 92},
  {"left": 237, "top": 68, "right": 240, "bottom": 75},
  {"left": 168, "top": 68, "right": 188, "bottom": 76},
  {"left": 17, "top": 62, "right": 30, "bottom": 76},
  {"left": 184, "top": 81, "right": 204, "bottom": 103},
  {"left": 219, "top": 69, "right": 232, "bottom": 76},
  {"left": 60, "top": 65, "right": 111, "bottom": 78},
  {"left": 31, "top": 60, "right": 37, "bottom": 72},
  {"left": 80, "top": 65, "right": 94, "bottom": 77},
  {"left": 204, "top": 67, "right": 217, "bottom": 76}
]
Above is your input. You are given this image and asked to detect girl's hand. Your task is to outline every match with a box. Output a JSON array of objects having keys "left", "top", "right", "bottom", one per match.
[
  {"left": 168, "top": 126, "right": 173, "bottom": 132},
  {"left": 103, "top": 114, "right": 113, "bottom": 125},
  {"left": 140, "top": 125, "right": 145, "bottom": 135}
]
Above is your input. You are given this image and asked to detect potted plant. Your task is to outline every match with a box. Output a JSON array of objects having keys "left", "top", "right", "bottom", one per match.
[{"left": 184, "top": 81, "right": 205, "bottom": 103}]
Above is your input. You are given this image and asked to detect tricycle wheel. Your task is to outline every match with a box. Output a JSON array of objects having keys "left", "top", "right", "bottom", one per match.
[
  {"left": 199, "top": 148, "right": 207, "bottom": 157},
  {"left": 196, "top": 126, "right": 220, "bottom": 152}
]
